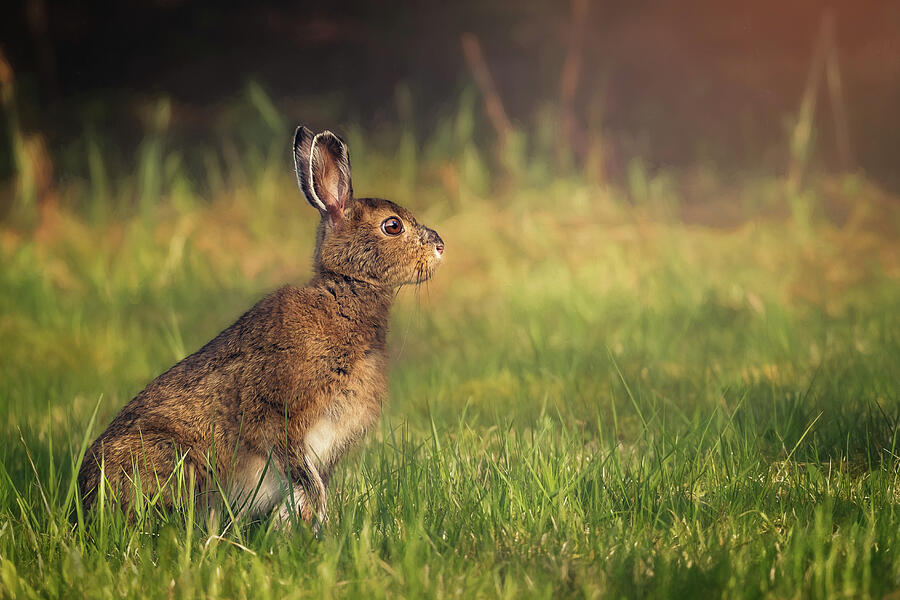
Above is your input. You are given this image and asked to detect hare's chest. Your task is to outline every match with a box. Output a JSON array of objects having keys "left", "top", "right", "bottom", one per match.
[{"left": 305, "top": 352, "right": 386, "bottom": 469}]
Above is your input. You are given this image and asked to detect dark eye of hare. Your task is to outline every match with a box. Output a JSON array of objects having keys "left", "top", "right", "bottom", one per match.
[{"left": 381, "top": 217, "right": 404, "bottom": 236}]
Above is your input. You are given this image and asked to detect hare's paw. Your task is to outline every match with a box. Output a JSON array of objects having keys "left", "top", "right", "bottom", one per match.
[{"left": 273, "top": 485, "right": 326, "bottom": 535}]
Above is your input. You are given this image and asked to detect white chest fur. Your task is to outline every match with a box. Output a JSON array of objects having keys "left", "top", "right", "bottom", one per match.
[
  {"left": 306, "top": 352, "right": 385, "bottom": 470},
  {"left": 305, "top": 417, "right": 349, "bottom": 468}
]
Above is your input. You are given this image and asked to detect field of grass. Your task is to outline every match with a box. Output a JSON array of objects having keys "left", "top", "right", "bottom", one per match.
[{"left": 1, "top": 113, "right": 899, "bottom": 598}]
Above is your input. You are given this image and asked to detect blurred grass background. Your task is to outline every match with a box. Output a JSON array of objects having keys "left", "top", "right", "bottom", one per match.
[{"left": 1, "top": 1, "right": 899, "bottom": 598}]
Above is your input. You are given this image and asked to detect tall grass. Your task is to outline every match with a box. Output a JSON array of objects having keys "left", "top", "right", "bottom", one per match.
[{"left": 1, "top": 87, "right": 898, "bottom": 598}]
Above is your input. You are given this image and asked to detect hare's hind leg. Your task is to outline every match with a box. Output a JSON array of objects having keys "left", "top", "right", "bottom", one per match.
[
  {"left": 97, "top": 433, "right": 202, "bottom": 516},
  {"left": 226, "top": 451, "right": 287, "bottom": 518}
]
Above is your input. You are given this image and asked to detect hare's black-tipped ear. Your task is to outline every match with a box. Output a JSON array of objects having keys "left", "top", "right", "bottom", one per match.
[{"left": 293, "top": 126, "right": 353, "bottom": 225}]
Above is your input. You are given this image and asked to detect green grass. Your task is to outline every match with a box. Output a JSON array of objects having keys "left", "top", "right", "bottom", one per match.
[{"left": 1, "top": 114, "right": 899, "bottom": 598}]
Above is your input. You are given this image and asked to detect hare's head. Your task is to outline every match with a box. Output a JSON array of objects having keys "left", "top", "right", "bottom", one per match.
[{"left": 293, "top": 126, "right": 443, "bottom": 288}]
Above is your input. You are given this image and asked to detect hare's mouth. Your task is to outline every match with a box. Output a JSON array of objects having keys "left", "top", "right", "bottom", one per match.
[{"left": 411, "top": 254, "right": 440, "bottom": 285}]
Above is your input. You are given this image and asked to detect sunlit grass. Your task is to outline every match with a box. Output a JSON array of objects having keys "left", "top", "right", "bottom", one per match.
[{"left": 1, "top": 105, "right": 899, "bottom": 597}]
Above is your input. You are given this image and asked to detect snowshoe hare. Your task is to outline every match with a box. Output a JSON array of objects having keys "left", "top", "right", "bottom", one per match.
[{"left": 77, "top": 126, "right": 444, "bottom": 529}]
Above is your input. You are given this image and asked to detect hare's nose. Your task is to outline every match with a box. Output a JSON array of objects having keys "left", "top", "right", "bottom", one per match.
[{"left": 423, "top": 228, "right": 444, "bottom": 255}]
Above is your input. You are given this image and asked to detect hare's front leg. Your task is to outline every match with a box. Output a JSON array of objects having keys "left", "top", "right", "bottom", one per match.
[{"left": 274, "top": 455, "right": 327, "bottom": 532}]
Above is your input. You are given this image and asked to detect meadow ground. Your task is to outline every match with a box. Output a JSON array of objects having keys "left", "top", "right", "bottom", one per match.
[{"left": 0, "top": 124, "right": 899, "bottom": 598}]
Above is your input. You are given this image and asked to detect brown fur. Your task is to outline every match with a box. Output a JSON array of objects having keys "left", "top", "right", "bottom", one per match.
[{"left": 77, "top": 126, "right": 443, "bottom": 528}]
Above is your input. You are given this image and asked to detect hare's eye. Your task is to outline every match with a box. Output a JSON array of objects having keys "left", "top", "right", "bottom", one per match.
[{"left": 381, "top": 217, "right": 404, "bottom": 236}]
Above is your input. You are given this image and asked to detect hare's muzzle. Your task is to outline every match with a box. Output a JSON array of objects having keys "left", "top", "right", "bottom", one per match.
[{"left": 423, "top": 227, "right": 444, "bottom": 257}]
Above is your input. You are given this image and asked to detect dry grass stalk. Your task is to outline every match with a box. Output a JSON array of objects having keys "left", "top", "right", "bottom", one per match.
[
  {"left": 558, "top": 0, "right": 590, "bottom": 167},
  {"left": 788, "top": 9, "right": 854, "bottom": 191},
  {"left": 461, "top": 33, "right": 512, "bottom": 150}
]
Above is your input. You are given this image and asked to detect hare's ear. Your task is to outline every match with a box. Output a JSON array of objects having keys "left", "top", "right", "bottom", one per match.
[{"left": 293, "top": 126, "right": 353, "bottom": 225}]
